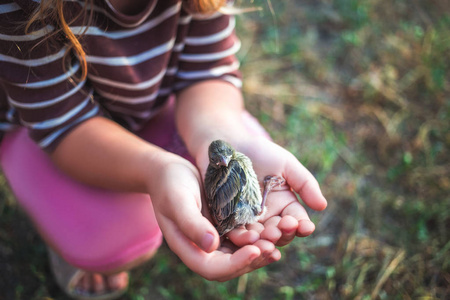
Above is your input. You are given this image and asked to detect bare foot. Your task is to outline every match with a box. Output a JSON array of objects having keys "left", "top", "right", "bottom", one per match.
[{"left": 74, "top": 272, "right": 129, "bottom": 295}]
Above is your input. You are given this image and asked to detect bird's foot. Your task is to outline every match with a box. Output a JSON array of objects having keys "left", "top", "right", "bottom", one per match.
[
  {"left": 260, "top": 175, "right": 286, "bottom": 213},
  {"left": 264, "top": 175, "right": 286, "bottom": 190}
]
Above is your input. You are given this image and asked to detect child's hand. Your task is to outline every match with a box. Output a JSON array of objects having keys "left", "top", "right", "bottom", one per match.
[
  {"left": 147, "top": 153, "right": 280, "bottom": 281},
  {"left": 242, "top": 137, "right": 327, "bottom": 245},
  {"left": 174, "top": 80, "right": 327, "bottom": 275},
  {"left": 196, "top": 137, "right": 327, "bottom": 249}
]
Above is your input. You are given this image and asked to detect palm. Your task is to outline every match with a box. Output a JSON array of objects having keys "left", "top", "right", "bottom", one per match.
[{"left": 196, "top": 137, "right": 327, "bottom": 247}]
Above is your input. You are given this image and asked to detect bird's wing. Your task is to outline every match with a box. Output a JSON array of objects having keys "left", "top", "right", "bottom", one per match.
[
  {"left": 235, "top": 151, "right": 262, "bottom": 206},
  {"left": 213, "top": 160, "right": 247, "bottom": 222}
]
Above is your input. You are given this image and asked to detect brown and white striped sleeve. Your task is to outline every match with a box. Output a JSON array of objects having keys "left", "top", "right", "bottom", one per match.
[
  {"left": 0, "top": 0, "right": 101, "bottom": 152},
  {"left": 174, "top": 10, "right": 242, "bottom": 91}
]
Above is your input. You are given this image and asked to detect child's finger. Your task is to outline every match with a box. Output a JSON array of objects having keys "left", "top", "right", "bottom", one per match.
[{"left": 284, "top": 156, "right": 328, "bottom": 211}]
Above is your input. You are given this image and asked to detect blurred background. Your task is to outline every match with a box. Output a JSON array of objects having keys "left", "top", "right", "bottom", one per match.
[{"left": 1, "top": 0, "right": 449, "bottom": 299}]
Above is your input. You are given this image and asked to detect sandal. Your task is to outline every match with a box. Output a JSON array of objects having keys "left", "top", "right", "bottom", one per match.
[{"left": 48, "top": 248, "right": 129, "bottom": 300}]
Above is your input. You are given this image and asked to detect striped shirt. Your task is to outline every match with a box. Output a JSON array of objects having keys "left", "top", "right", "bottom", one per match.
[{"left": 0, "top": 0, "right": 241, "bottom": 151}]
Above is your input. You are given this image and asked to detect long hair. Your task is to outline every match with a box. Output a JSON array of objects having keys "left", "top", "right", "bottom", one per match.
[{"left": 25, "top": 0, "right": 227, "bottom": 82}]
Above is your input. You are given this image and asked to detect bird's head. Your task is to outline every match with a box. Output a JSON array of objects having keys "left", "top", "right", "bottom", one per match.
[{"left": 208, "top": 140, "right": 235, "bottom": 168}]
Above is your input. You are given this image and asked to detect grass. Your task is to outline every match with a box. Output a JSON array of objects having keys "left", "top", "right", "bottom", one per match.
[{"left": 1, "top": 0, "right": 449, "bottom": 299}]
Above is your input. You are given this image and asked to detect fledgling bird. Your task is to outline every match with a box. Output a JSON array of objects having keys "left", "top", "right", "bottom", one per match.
[{"left": 204, "top": 140, "right": 285, "bottom": 236}]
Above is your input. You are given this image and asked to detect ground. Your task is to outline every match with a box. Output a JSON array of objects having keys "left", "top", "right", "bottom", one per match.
[{"left": 0, "top": 0, "right": 449, "bottom": 299}]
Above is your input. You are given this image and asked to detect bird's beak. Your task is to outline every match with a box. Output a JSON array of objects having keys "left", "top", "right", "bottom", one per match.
[{"left": 217, "top": 155, "right": 231, "bottom": 167}]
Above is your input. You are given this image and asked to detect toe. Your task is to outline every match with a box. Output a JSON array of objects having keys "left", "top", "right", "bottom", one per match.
[
  {"left": 107, "top": 272, "right": 129, "bottom": 291},
  {"left": 92, "top": 273, "right": 106, "bottom": 294}
]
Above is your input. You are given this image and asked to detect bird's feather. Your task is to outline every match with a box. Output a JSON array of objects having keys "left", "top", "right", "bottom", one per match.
[{"left": 212, "top": 160, "right": 247, "bottom": 222}]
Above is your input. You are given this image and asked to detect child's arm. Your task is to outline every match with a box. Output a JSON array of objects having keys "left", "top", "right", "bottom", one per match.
[{"left": 50, "top": 116, "right": 166, "bottom": 193}]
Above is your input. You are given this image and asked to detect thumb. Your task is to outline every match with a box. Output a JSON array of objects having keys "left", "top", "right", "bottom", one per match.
[
  {"left": 284, "top": 155, "right": 328, "bottom": 211},
  {"left": 161, "top": 192, "right": 220, "bottom": 253}
]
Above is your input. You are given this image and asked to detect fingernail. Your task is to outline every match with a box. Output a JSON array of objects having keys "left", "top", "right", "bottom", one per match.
[
  {"left": 249, "top": 253, "right": 259, "bottom": 261},
  {"left": 282, "top": 227, "right": 296, "bottom": 235},
  {"left": 267, "top": 257, "right": 276, "bottom": 264},
  {"left": 201, "top": 233, "right": 215, "bottom": 252}
]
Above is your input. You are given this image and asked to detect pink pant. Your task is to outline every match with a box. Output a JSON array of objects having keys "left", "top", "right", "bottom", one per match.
[{"left": 0, "top": 100, "right": 269, "bottom": 273}]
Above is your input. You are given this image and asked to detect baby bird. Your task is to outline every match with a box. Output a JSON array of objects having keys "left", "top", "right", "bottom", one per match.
[{"left": 204, "top": 140, "right": 285, "bottom": 236}]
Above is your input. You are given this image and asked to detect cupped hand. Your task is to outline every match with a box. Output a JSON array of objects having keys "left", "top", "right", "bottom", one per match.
[
  {"left": 147, "top": 152, "right": 281, "bottom": 281},
  {"left": 196, "top": 136, "right": 327, "bottom": 248}
]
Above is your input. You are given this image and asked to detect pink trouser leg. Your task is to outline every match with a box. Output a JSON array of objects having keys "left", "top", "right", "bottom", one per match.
[
  {"left": 0, "top": 99, "right": 269, "bottom": 273},
  {"left": 0, "top": 127, "right": 163, "bottom": 273}
]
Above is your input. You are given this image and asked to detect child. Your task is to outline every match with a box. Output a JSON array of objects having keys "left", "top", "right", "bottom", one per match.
[{"left": 0, "top": 0, "right": 327, "bottom": 298}]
